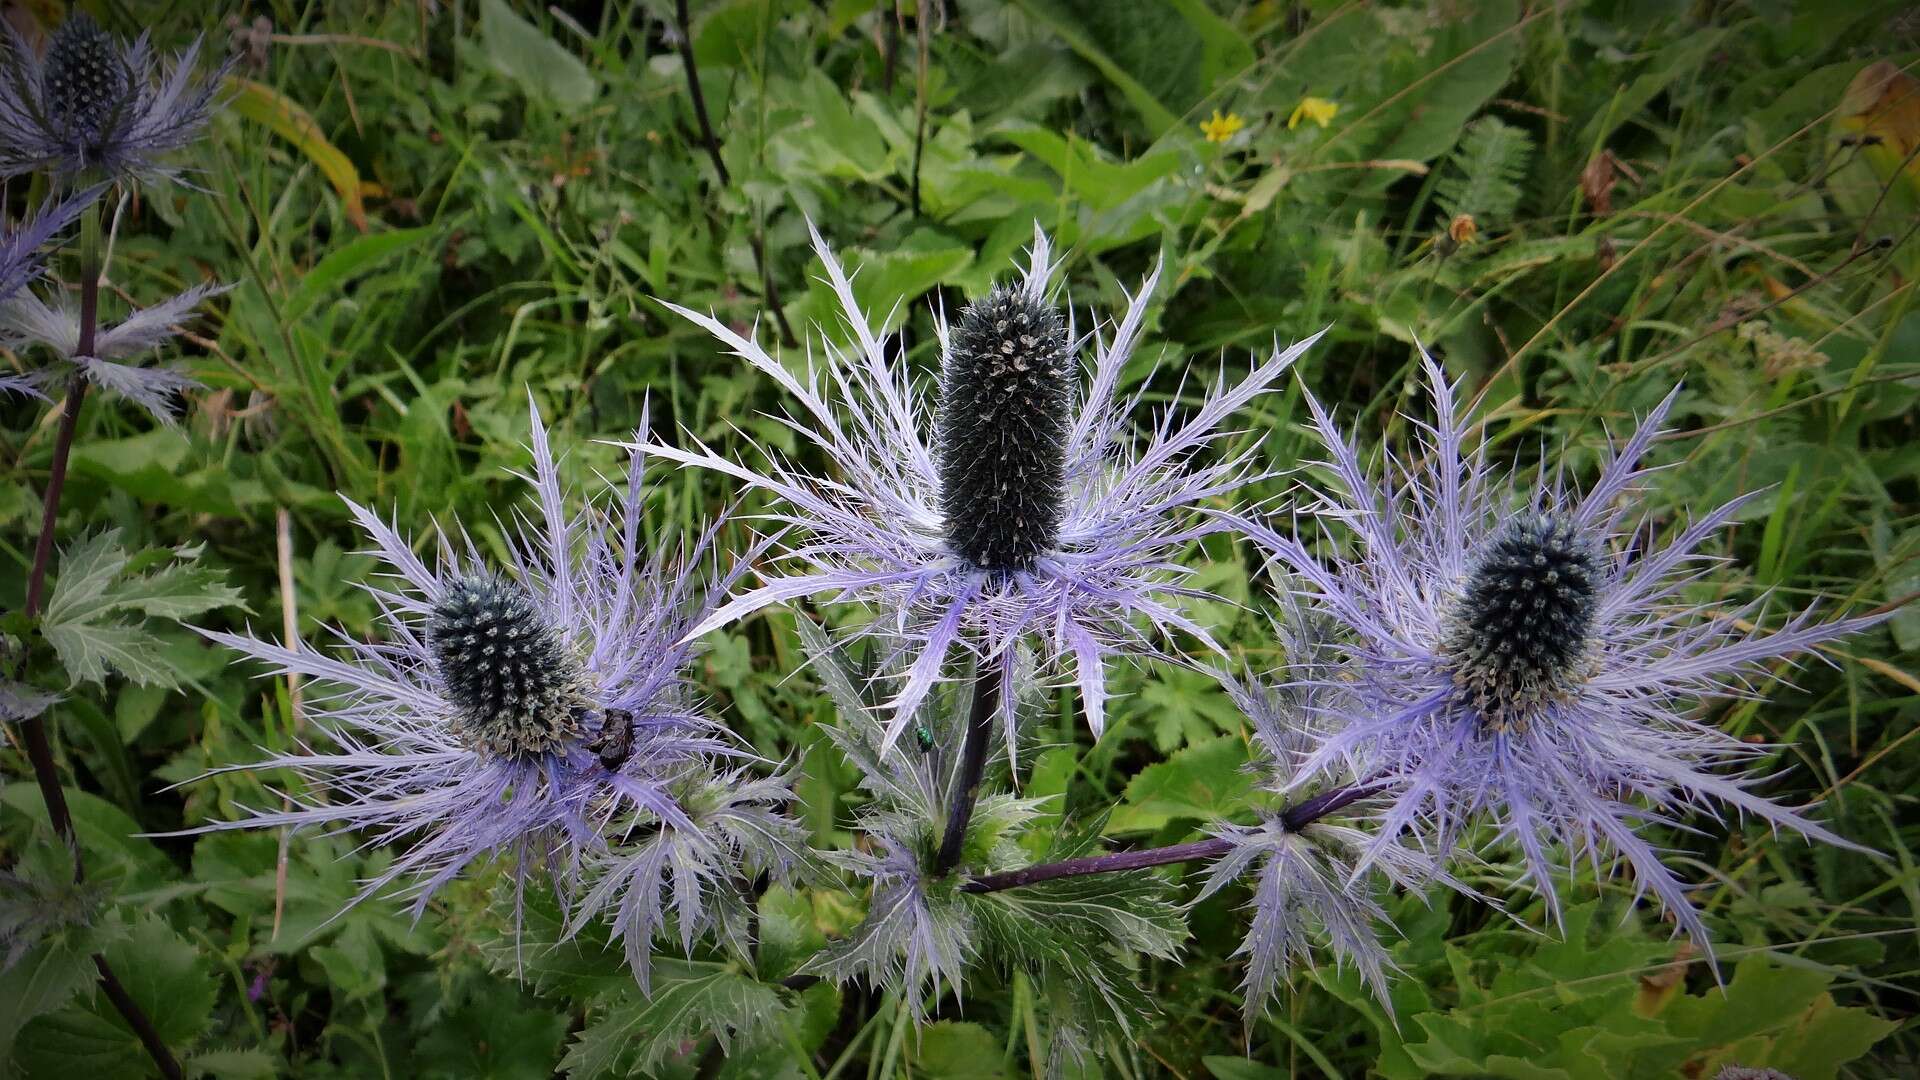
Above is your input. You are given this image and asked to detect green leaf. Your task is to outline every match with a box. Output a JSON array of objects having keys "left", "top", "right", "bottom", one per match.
[
  {"left": 1105, "top": 735, "right": 1252, "bottom": 835},
  {"left": 559, "top": 961, "right": 781, "bottom": 1077},
  {"left": 15, "top": 916, "right": 216, "bottom": 1076},
  {"left": 285, "top": 227, "right": 438, "bottom": 324},
  {"left": 1, "top": 783, "right": 175, "bottom": 890},
  {"left": 0, "top": 918, "right": 122, "bottom": 1066},
  {"left": 40, "top": 530, "right": 130, "bottom": 630},
  {"left": 36, "top": 532, "right": 242, "bottom": 688},
  {"left": 479, "top": 0, "right": 596, "bottom": 109},
  {"left": 909, "top": 1021, "right": 1006, "bottom": 1079},
  {"left": 187, "top": 1049, "right": 281, "bottom": 1079}
]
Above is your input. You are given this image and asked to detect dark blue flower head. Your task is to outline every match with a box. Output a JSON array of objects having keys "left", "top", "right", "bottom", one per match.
[
  {"left": 936, "top": 284, "right": 1073, "bottom": 571},
  {"left": 0, "top": 14, "right": 231, "bottom": 182},
  {"left": 636, "top": 224, "right": 1324, "bottom": 748},
  {"left": 1243, "top": 354, "right": 1885, "bottom": 963},
  {"left": 186, "top": 402, "right": 805, "bottom": 981},
  {"left": 1440, "top": 510, "right": 1604, "bottom": 724}
]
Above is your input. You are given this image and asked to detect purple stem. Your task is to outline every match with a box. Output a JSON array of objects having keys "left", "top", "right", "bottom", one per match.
[{"left": 960, "top": 779, "right": 1382, "bottom": 895}]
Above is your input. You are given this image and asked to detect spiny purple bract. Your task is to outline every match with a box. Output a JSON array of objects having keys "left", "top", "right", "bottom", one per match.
[
  {"left": 428, "top": 574, "right": 585, "bottom": 757},
  {"left": 936, "top": 285, "right": 1071, "bottom": 571},
  {"left": 42, "top": 16, "right": 125, "bottom": 143},
  {"left": 1441, "top": 511, "right": 1602, "bottom": 725}
]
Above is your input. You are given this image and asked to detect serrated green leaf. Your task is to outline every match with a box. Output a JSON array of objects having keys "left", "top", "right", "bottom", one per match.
[
  {"left": 187, "top": 1049, "right": 280, "bottom": 1079},
  {"left": 44, "top": 619, "right": 176, "bottom": 687},
  {"left": 559, "top": 961, "right": 781, "bottom": 1078},
  {"left": 40, "top": 530, "right": 130, "bottom": 630},
  {"left": 0, "top": 920, "right": 119, "bottom": 1067},
  {"left": 15, "top": 915, "right": 215, "bottom": 1076},
  {"left": 110, "top": 563, "right": 248, "bottom": 620}
]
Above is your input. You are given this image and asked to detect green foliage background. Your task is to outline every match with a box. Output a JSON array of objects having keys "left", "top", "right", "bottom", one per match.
[{"left": 3, "top": 0, "right": 1918, "bottom": 1076}]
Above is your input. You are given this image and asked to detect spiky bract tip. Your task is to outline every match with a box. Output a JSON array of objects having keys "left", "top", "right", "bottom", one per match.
[
  {"left": 935, "top": 285, "right": 1071, "bottom": 571},
  {"left": 428, "top": 574, "right": 586, "bottom": 757},
  {"left": 1440, "top": 511, "right": 1603, "bottom": 727}
]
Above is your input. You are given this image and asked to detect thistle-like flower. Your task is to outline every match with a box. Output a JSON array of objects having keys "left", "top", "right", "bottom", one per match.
[
  {"left": 636, "top": 225, "right": 1321, "bottom": 746},
  {"left": 189, "top": 403, "right": 797, "bottom": 972},
  {"left": 0, "top": 14, "right": 231, "bottom": 183},
  {"left": 1241, "top": 354, "right": 1881, "bottom": 951},
  {"left": 0, "top": 281, "right": 226, "bottom": 421}
]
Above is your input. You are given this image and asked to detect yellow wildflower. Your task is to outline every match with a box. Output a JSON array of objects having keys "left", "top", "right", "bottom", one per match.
[
  {"left": 1288, "top": 96, "right": 1340, "bottom": 130},
  {"left": 1200, "top": 109, "right": 1246, "bottom": 144}
]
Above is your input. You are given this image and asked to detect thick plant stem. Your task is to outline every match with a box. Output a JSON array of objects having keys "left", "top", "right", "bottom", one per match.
[
  {"left": 672, "top": 0, "right": 796, "bottom": 347},
  {"left": 15, "top": 225, "right": 184, "bottom": 1080},
  {"left": 960, "top": 781, "right": 1382, "bottom": 895},
  {"left": 934, "top": 657, "right": 1001, "bottom": 875}
]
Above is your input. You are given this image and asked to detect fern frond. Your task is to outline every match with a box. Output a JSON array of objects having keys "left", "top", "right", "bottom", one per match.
[{"left": 1435, "top": 116, "right": 1533, "bottom": 226}]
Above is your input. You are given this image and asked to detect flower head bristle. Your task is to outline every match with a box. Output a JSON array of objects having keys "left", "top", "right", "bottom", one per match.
[
  {"left": 42, "top": 16, "right": 125, "bottom": 143},
  {"left": 429, "top": 574, "right": 586, "bottom": 757},
  {"left": 936, "top": 284, "right": 1072, "bottom": 571},
  {"left": 1441, "top": 511, "right": 1603, "bottom": 727}
]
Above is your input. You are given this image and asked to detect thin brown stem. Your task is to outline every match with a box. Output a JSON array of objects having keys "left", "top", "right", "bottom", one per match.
[
  {"left": 672, "top": 0, "right": 796, "bottom": 346},
  {"left": 16, "top": 258, "right": 183, "bottom": 1080},
  {"left": 909, "top": 1, "right": 931, "bottom": 216},
  {"left": 934, "top": 657, "right": 999, "bottom": 875}
]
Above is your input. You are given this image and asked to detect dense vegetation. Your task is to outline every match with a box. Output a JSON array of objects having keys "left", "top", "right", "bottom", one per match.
[{"left": 2, "top": 1, "right": 1917, "bottom": 1077}]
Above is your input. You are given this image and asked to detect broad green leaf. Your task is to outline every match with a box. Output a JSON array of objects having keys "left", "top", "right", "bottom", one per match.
[
  {"left": 909, "top": 1021, "right": 1006, "bottom": 1079},
  {"left": 1106, "top": 735, "right": 1252, "bottom": 835},
  {"left": 15, "top": 916, "right": 216, "bottom": 1076},
  {"left": 285, "top": 226, "right": 437, "bottom": 323},
  {"left": 479, "top": 0, "right": 596, "bottom": 109}
]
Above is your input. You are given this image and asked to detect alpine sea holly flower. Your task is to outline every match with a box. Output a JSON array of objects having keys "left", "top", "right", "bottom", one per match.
[
  {"left": 0, "top": 13, "right": 231, "bottom": 183},
  {"left": 1240, "top": 354, "right": 1882, "bottom": 952},
  {"left": 187, "top": 403, "right": 788, "bottom": 966},
  {"left": 0, "top": 281, "right": 228, "bottom": 421},
  {"left": 636, "top": 224, "right": 1323, "bottom": 746}
]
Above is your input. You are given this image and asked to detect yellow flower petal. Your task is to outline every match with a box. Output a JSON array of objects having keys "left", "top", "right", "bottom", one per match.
[
  {"left": 1287, "top": 97, "right": 1340, "bottom": 130},
  {"left": 1201, "top": 109, "right": 1246, "bottom": 144}
]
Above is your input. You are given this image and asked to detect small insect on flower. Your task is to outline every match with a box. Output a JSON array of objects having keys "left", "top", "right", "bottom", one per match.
[
  {"left": 1240, "top": 353, "right": 1885, "bottom": 959},
  {"left": 634, "top": 224, "right": 1323, "bottom": 749},
  {"left": 0, "top": 13, "right": 233, "bottom": 183},
  {"left": 180, "top": 401, "right": 789, "bottom": 964}
]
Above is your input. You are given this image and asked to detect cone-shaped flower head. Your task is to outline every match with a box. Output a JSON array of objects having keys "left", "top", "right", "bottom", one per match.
[
  {"left": 1440, "top": 511, "right": 1603, "bottom": 723},
  {"left": 1241, "top": 353, "right": 1883, "bottom": 957},
  {"left": 184, "top": 402, "right": 803, "bottom": 974},
  {"left": 636, "top": 224, "right": 1323, "bottom": 750},
  {"left": 0, "top": 14, "right": 231, "bottom": 182},
  {"left": 936, "top": 284, "right": 1072, "bottom": 570},
  {"left": 429, "top": 574, "right": 589, "bottom": 756}
]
